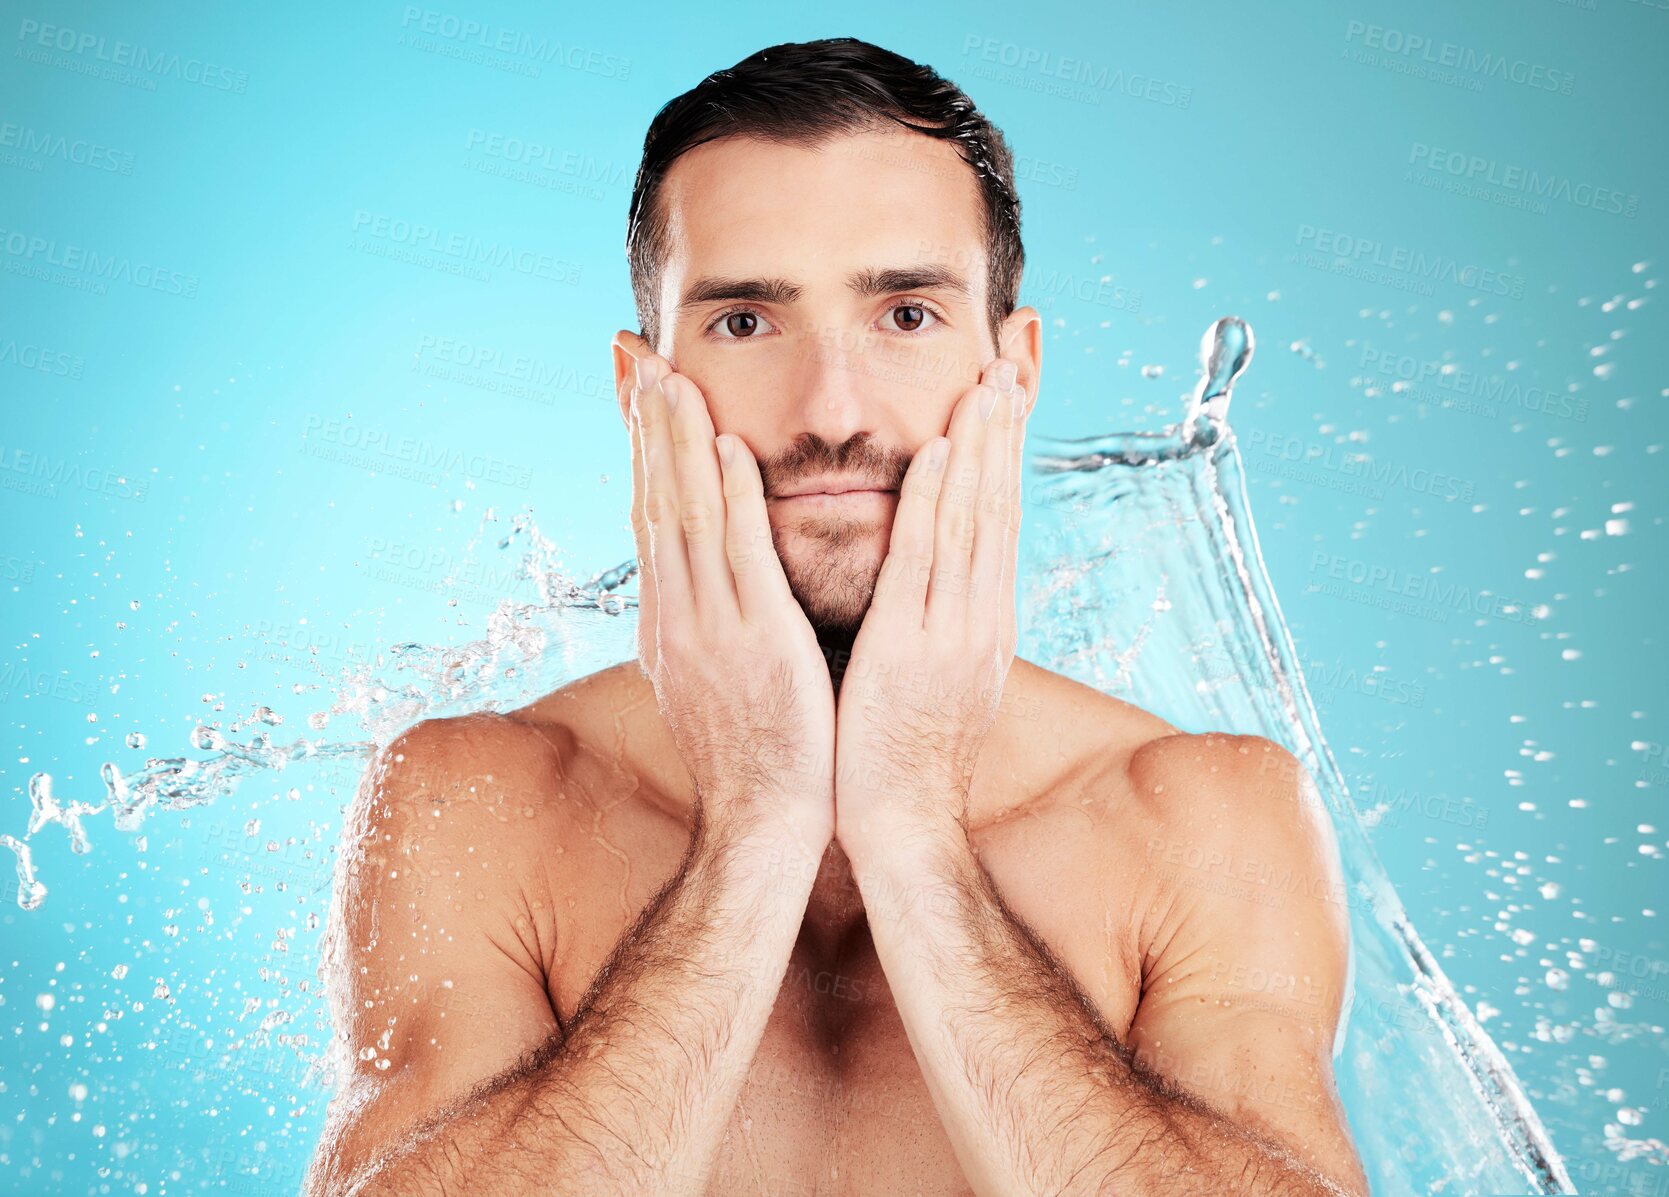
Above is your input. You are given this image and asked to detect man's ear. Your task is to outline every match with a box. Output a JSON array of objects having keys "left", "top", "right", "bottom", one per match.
[
  {"left": 611, "top": 329, "right": 653, "bottom": 428},
  {"left": 997, "top": 306, "right": 1042, "bottom": 417}
]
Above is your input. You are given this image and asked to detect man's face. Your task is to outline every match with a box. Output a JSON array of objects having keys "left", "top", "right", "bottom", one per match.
[{"left": 617, "top": 123, "right": 1039, "bottom": 634}]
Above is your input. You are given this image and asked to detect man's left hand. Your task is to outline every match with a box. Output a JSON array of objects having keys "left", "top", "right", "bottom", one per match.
[{"left": 834, "top": 356, "right": 1030, "bottom": 866}]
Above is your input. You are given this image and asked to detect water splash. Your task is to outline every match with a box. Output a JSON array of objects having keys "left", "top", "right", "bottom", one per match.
[
  {"left": 0, "top": 833, "right": 46, "bottom": 910},
  {"left": 2, "top": 516, "right": 642, "bottom": 909},
  {"left": 2, "top": 320, "right": 1586, "bottom": 1195},
  {"left": 1023, "top": 317, "right": 1573, "bottom": 1194}
]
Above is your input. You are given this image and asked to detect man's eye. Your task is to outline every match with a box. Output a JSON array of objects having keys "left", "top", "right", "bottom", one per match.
[
  {"left": 884, "top": 304, "right": 939, "bottom": 333},
  {"left": 710, "top": 309, "right": 776, "bottom": 339}
]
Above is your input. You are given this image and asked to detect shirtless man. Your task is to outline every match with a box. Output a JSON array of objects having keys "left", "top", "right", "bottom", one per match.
[{"left": 303, "top": 37, "right": 1369, "bottom": 1197}]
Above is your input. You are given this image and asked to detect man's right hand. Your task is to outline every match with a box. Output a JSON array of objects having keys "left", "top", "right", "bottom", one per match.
[{"left": 627, "top": 351, "right": 836, "bottom": 853}]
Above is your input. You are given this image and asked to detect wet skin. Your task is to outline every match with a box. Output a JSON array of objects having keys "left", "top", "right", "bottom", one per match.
[{"left": 303, "top": 124, "right": 1368, "bottom": 1196}]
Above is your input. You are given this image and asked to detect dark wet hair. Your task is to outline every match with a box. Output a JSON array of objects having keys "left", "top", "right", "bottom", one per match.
[{"left": 625, "top": 36, "right": 1024, "bottom": 353}]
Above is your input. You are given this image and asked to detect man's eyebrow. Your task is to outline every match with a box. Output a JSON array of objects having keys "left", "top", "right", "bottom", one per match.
[
  {"left": 678, "top": 276, "right": 804, "bottom": 309},
  {"left": 847, "top": 264, "right": 972, "bottom": 300},
  {"left": 676, "top": 264, "right": 972, "bottom": 312}
]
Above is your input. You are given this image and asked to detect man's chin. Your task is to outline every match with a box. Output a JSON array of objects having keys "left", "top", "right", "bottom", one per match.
[
  {"left": 793, "top": 577, "right": 877, "bottom": 637},
  {"left": 757, "top": 511, "right": 884, "bottom": 624},
  {"left": 777, "top": 550, "right": 882, "bottom": 636}
]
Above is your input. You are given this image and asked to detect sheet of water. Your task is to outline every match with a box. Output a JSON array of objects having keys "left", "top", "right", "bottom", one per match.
[{"left": 1021, "top": 319, "right": 1571, "bottom": 1194}]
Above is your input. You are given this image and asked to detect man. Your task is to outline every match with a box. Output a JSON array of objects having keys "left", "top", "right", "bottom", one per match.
[{"left": 304, "top": 37, "right": 1369, "bottom": 1197}]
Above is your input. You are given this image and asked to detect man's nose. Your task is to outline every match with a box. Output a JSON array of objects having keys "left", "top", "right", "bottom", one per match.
[{"left": 786, "top": 329, "right": 880, "bottom": 446}]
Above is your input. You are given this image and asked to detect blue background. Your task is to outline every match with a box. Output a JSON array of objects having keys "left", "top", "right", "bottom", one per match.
[{"left": 1, "top": 1, "right": 1664, "bottom": 1193}]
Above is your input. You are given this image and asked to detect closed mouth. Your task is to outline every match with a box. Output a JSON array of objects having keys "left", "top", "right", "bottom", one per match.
[{"left": 772, "top": 488, "right": 896, "bottom": 499}]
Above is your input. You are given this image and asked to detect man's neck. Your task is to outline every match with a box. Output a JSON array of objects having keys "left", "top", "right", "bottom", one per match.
[{"left": 815, "top": 623, "right": 859, "bottom": 695}]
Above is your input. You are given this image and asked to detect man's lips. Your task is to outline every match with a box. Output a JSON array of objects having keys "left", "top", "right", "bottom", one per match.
[
  {"left": 767, "top": 488, "right": 897, "bottom": 506},
  {"left": 770, "top": 476, "right": 897, "bottom": 497},
  {"left": 775, "top": 485, "right": 895, "bottom": 495}
]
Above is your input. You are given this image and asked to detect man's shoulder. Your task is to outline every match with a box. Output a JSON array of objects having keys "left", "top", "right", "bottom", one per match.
[
  {"left": 997, "top": 662, "right": 1322, "bottom": 841},
  {"left": 1124, "top": 730, "right": 1319, "bottom": 837},
  {"left": 1026, "top": 666, "right": 1324, "bottom": 858},
  {"left": 344, "top": 711, "right": 568, "bottom": 869},
  {"left": 377, "top": 660, "right": 639, "bottom": 794},
  {"left": 1007, "top": 660, "right": 1175, "bottom": 800},
  {"left": 367, "top": 659, "right": 676, "bottom": 847},
  {"left": 385, "top": 704, "right": 569, "bottom": 783},
  {"left": 1116, "top": 729, "right": 1344, "bottom": 929}
]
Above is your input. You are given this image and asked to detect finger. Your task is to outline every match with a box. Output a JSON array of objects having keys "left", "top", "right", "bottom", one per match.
[
  {"left": 874, "top": 435, "right": 949, "bottom": 628},
  {"left": 635, "top": 357, "right": 695, "bottom": 627},
  {"left": 925, "top": 380, "right": 994, "bottom": 632},
  {"left": 664, "top": 371, "right": 739, "bottom": 621},
  {"left": 627, "top": 383, "right": 660, "bottom": 674},
  {"left": 970, "top": 362, "right": 1020, "bottom": 638},
  {"left": 715, "top": 432, "right": 797, "bottom": 625},
  {"left": 1001, "top": 382, "right": 1029, "bottom": 655}
]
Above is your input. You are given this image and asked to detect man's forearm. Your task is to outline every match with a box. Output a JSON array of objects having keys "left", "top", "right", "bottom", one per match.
[
  {"left": 342, "top": 815, "right": 821, "bottom": 1197},
  {"left": 853, "top": 822, "right": 1352, "bottom": 1197}
]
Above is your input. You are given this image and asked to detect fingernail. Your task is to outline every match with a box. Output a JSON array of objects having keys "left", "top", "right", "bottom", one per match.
[
  {"left": 994, "top": 361, "right": 1018, "bottom": 392},
  {"left": 929, "top": 438, "right": 949, "bottom": 468},
  {"left": 717, "top": 434, "right": 735, "bottom": 466},
  {"left": 662, "top": 374, "right": 681, "bottom": 410},
  {"left": 977, "top": 384, "right": 998, "bottom": 422}
]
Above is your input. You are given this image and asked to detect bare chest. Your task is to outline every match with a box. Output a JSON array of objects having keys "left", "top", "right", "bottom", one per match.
[{"left": 547, "top": 811, "right": 1145, "bottom": 1197}]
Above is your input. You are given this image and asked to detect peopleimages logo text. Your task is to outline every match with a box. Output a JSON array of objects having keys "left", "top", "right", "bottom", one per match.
[
  {"left": 0, "top": 340, "right": 82, "bottom": 379},
  {"left": 300, "top": 416, "right": 533, "bottom": 489},
  {"left": 398, "top": 8, "right": 630, "bottom": 78},
  {"left": 1295, "top": 225, "right": 1525, "bottom": 298},
  {"left": 351, "top": 211, "right": 581, "bottom": 286},
  {"left": 1409, "top": 143, "right": 1639, "bottom": 217},
  {"left": 15, "top": 19, "right": 250, "bottom": 91},
  {"left": 1359, "top": 345, "right": 1589, "bottom": 423},
  {"left": 1342, "top": 21, "right": 1575, "bottom": 94},
  {"left": 1309, "top": 551, "right": 1544, "bottom": 624},
  {"left": 0, "top": 123, "right": 135, "bottom": 174},
  {"left": 0, "top": 228, "right": 199, "bottom": 297}
]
